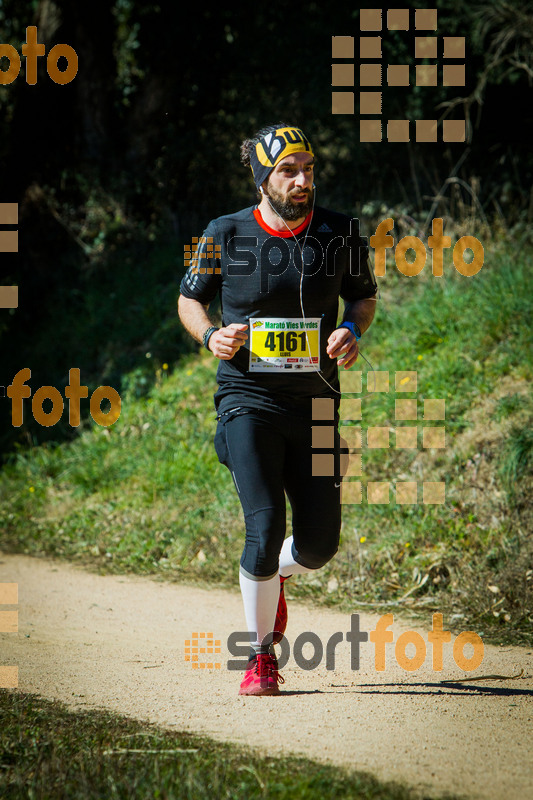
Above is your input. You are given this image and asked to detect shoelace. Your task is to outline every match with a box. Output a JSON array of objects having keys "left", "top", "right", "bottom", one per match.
[{"left": 256, "top": 654, "right": 286, "bottom": 685}]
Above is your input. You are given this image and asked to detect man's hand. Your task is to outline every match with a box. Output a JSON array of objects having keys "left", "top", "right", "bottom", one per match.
[
  {"left": 326, "top": 328, "right": 359, "bottom": 369},
  {"left": 208, "top": 323, "right": 248, "bottom": 360}
]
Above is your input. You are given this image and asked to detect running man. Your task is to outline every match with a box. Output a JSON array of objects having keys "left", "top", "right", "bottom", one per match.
[{"left": 178, "top": 123, "right": 377, "bottom": 695}]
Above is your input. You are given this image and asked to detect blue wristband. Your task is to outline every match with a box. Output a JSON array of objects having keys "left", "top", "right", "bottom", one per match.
[{"left": 337, "top": 321, "right": 361, "bottom": 340}]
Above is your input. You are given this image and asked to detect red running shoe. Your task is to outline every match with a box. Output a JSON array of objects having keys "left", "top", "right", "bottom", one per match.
[
  {"left": 273, "top": 575, "right": 288, "bottom": 645},
  {"left": 238, "top": 653, "right": 285, "bottom": 696}
]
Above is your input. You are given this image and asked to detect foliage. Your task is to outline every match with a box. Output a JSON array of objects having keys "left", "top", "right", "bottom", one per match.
[{"left": 1, "top": 1, "right": 532, "bottom": 402}]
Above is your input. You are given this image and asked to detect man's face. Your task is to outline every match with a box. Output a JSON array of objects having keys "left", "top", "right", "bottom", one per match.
[{"left": 263, "top": 152, "right": 315, "bottom": 221}]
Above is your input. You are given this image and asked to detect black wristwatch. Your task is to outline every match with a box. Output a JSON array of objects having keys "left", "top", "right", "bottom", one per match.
[{"left": 203, "top": 326, "right": 219, "bottom": 350}]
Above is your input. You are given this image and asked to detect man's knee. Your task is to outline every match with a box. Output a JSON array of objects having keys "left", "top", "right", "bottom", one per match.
[
  {"left": 292, "top": 528, "right": 340, "bottom": 569},
  {"left": 241, "top": 506, "right": 286, "bottom": 577}
]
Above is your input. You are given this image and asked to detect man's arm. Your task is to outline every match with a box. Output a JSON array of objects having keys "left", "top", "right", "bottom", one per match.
[
  {"left": 177, "top": 295, "right": 248, "bottom": 360},
  {"left": 342, "top": 297, "right": 376, "bottom": 335},
  {"left": 326, "top": 295, "right": 377, "bottom": 369}
]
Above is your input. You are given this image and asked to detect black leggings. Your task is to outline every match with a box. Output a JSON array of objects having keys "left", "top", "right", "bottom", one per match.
[{"left": 214, "top": 408, "right": 342, "bottom": 579}]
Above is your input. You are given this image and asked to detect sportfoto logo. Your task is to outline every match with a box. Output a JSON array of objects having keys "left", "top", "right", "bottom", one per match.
[
  {"left": 371, "top": 218, "right": 482, "bottom": 277},
  {"left": 0, "top": 26, "right": 78, "bottom": 85},
  {"left": 6, "top": 368, "right": 121, "bottom": 427},
  {"left": 224, "top": 613, "right": 484, "bottom": 672},
  {"left": 185, "top": 217, "right": 483, "bottom": 288},
  {"left": 311, "top": 371, "right": 448, "bottom": 505},
  {"left": 0, "top": 202, "right": 18, "bottom": 309},
  {"left": 0, "top": 582, "right": 18, "bottom": 689},
  {"left": 332, "top": 8, "right": 468, "bottom": 144}
]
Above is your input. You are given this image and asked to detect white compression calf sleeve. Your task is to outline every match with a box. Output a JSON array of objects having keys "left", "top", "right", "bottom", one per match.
[
  {"left": 239, "top": 571, "right": 281, "bottom": 651},
  {"left": 278, "top": 536, "right": 314, "bottom": 578}
]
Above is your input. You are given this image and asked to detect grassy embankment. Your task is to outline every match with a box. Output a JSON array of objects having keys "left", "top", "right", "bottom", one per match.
[
  {"left": 0, "top": 235, "right": 532, "bottom": 644},
  {"left": 0, "top": 690, "right": 462, "bottom": 800}
]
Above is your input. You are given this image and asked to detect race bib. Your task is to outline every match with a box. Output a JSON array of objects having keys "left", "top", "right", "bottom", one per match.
[{"left": 248, "top": 317, "right": 321, "bottom": 372}]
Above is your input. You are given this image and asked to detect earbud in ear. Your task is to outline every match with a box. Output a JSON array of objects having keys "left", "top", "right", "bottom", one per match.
[
  {"left": 259, "top": 186, "right": 264, "bottom": 194},
  {"left": 312, "top": 183, "right": 316, "bottom": 189}
]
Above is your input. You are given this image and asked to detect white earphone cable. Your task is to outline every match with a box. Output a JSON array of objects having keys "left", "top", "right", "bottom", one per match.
[{"left": 265, "top": 188, "right": 376, "bottom": 397}]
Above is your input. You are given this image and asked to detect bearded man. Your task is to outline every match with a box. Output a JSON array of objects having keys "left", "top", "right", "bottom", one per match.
[{"left": 178, "top": 122, "right": 377, "bottom": 695}]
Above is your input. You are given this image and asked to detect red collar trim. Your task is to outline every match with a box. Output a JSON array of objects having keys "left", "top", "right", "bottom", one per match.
[{"left": 253, "top": 207, "right": 313, "bottom": 237}]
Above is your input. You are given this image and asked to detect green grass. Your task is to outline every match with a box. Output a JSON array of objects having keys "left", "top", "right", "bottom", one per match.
[
  {"left": 498, "top": 426, "right": 533, "bottom": 498},
  {"left": 0, "top": 690, "right": 462, "bottom": 800},
  {"left": 0, "top": 235, "right": 532, "bottom": 644}
]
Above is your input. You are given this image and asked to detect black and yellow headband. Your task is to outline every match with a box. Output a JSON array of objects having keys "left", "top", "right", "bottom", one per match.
[{"left": 250, "top": 126, "right": 314, "bottom": 188}]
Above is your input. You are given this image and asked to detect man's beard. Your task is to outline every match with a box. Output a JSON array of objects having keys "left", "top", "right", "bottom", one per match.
[{"left": 265, "top": 185, "right": 314, "bottom": 221}]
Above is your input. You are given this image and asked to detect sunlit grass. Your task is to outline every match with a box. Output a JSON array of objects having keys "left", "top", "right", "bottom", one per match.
[
  {"left": 1, "top": 691, "right": 436, "bottom": 800},
  {"left": 0, "top": 236, "right": 532, "bottom": 643}
]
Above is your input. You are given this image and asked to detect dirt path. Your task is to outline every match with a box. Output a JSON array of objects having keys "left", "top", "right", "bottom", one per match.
[{"left": 1, "top": 553, "right": 532, "bottom": 799}]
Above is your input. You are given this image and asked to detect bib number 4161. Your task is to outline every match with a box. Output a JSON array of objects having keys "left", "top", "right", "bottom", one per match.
[{"left": 264, "top": 331, "right": 306, "bottom": 352}]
